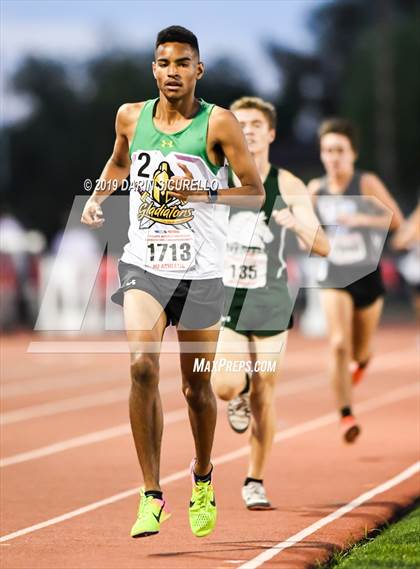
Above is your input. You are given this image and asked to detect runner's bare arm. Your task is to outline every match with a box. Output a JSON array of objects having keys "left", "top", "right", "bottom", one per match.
[
  {"left": 359, "top": 173, "right": 403, "bottom": 231},
  {"left": 275, "top": 170, "right": 330, "bottom": 257},
  {"left": 392, "top": 204, "right": 420, "bottom": 250},
  {"left": 168, "top": 108, "right": 265, "bottom": 208},
  {"left": 81, "top": 103, "right": 141, "bottom": 227},
  {"left": 212, "top": 108, "right": 265, "bottom": 208},
  {"left": 307, "top": 178, "right": 322, "bottom": 206}
]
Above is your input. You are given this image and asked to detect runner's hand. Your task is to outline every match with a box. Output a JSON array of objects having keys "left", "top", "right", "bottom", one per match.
[
  {"left": 272, "top": 208, "right": 298, "bottom": 231},
  {"left": 81, "top": 199, "right": 105, "bottom": 228},
  {"left": 167, "top": 163, "right": 204, "bottom": 203}
]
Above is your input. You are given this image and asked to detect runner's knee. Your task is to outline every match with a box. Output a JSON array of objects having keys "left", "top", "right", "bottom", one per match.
[
  {"left": 211, "top": 374, "right": 241, "bottom": 401},
  {"left": 130, "top": 353, "right": 159, "bottom": 387},
  {"left": 330, "top": 336, "right": 351, "bottom": 359}
]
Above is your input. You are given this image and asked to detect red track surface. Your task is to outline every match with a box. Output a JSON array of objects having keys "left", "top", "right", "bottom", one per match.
[{"left": 1, "top": 324, "right": 419, "bottom": 568}]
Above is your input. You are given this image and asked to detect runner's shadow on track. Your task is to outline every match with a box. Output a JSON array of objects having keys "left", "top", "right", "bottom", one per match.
[{"left": 148, "top": 540, "right": 337, "bottom": 559}]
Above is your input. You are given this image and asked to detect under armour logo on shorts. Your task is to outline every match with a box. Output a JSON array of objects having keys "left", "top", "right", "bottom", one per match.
[{"left": 125, "top": 279, "right": 137, "bottom": 287}]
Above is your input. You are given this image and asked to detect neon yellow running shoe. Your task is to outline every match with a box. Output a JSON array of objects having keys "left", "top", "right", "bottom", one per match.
[
  {"left": 189, "top": 459, "right": 217, "bottom": 537},
  {"left": 130, "top": 488, "right": 171, "bottom": 538}
]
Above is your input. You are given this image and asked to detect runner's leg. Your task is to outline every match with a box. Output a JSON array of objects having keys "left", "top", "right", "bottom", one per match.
[
  {"left": 211, "top": 326, "right": 250, "bottom": 401},
  {"left": 247, "top": 331, "right": 287, "bottom": 479},
  {"left": 177, "top": 322, "right": 220, "bottom": 476},
  {"left": 352, "top": 297, "right": 384, "bottom": 364},
  {"left": 321, "top": 289, "right": 354, "bottom": 410},
  {"left": 124, "top": 289, "right": 167, "bottom": 491}
]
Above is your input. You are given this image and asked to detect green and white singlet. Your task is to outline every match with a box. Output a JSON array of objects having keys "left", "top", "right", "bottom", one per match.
[
  {"left": 223, "top": 165, "right": 293, "bottom": 337},
  {"left": 121, "top": 98, "right": 229, "bottom": 279}
]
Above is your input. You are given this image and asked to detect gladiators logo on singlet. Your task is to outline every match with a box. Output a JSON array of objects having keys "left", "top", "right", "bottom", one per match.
[{"left": 137, "top": 161, "right": 194, "bottom": 227}]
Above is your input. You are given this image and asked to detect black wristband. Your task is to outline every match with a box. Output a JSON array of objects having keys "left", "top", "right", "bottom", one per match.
[{"left": 207, "top": 187, "right": 218, "bottom": 203}]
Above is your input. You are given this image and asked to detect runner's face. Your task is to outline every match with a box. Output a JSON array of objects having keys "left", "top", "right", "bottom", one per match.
[
  {"left": 153, "top": 43, "right": 203, "bottom": 100},
  {"left": 320, "top": 133, "right": 357, "bottom": 177},
  {"left": 233, "top": 108, "right": 275, "bottom": 155}
]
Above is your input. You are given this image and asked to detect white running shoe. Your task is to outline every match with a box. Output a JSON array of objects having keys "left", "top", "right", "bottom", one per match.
[
  {"left": 227, "top": 392, "right": 251, "bottom": 433},
  {"left": 241, "top": 481, "right": 272, "bottom": 510}
]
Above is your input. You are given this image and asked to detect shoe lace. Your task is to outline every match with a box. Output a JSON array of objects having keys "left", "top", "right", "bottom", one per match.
[
  {"left": 138, "top": 493, "right": 153, "bottom": 518},
  {"left": 194, "top": 481, "right": 211, "bottom": 508},
  {"left": 230, "top": 395, "right": 250, "bottom": 417},
  {"left": 248, "top": 482, "right": 266, "bottom": 500}
]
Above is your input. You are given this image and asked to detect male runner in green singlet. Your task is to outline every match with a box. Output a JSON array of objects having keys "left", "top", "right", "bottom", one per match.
[
  {"left": 212, "top": 97, "right": 329, "bottom": 509},
  {"left": 81, "top": 27, "right": 264, "bottom": 538}
]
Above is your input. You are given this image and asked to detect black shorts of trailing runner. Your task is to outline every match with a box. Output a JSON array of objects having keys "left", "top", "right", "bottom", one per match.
[
  {"left": 321, "top": 266, "right": 385, "bottom": 309},
  {"left": 222, "top": 284, "right": 294, "bottom": 338},
  {"left": 111, "top": 261, "right": 224, "bottom": 329}
]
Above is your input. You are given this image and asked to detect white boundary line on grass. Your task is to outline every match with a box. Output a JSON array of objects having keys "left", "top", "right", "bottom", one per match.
[
  {"left": 238, "top": 461, "right": 420, "bottom": 568},
  {"left": 0, "top": 381, "right": 417, "bottom": 543}
]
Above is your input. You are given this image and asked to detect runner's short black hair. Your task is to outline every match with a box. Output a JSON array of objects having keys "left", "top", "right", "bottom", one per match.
[{"left": 156, "top": 26, "right": 200, "bottom": 57}]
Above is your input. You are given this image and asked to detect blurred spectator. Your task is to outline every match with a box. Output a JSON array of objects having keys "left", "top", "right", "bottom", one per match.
[
  {"left": 37, "top": 218, "right": 103, "bottom": 332},
  {"left": 0, "top": 205, "right": 45, "bottom": 330}
]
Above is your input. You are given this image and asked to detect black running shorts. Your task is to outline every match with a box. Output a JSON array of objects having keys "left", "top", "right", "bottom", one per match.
[
  {"left": 111, "top": 261, "right": 224, "bottom": 329},
  {"left": 322, "top": 267, "right": 385, "bottom": 309}
]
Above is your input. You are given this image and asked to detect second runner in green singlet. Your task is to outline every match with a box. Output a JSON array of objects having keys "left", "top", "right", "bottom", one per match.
[{"left": 212, "top": 97, "right": 329, "bottom": 511}]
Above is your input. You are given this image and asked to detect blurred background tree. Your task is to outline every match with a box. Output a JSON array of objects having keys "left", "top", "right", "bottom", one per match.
[
  {"left": 1, "top": 0, "right": 418, "bottom": 240},
  {"left": 306, "top": 0, "right": 419, "bottom": 206}
]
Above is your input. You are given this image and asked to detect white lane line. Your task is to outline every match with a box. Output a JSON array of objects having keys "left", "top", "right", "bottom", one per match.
[
  {"left": 1, "top": 374, "right": 183, "bottom": 425},
  {"left": 2, "top": 345, "right": 324, "bottom": 398},
  {"left": 2, "top": 359, "right": 179, "bottom": 398},
  {"left": 2, "top": 347, "right": 413, "bottom": 424},
  {"left": 213, "top": 382, "right": 418, "bottom": 465},
  {"left": 0, "top": 408, "right": 186, "bottom": 468},
  {"left": 0, "top": 374, "right": 327, "bottom": 468},
  {"left": 1, "top": 359, "right": 94, "bottom": 385},
  {"left": 0, "top": 381, "right": 417, "bottom": 542},
  {"left": 1, "top": 363, "right": 297, "bottom": 399},
  {"left": 238, "top": 461, "right": 420, "bottom": 569},
  {"left": 0, "top": 388, "right": 129, "bottom": 425},
  {"left": 0, "top": 369, "right": 324, "bottom": 426},
  {"left": 1, "top": 370, "right": 125, "bottom": 398},
  {"left": 1, "top": 371, "right": 417, "bottom": 469},
  {"left": 1, "top": 424, "right": 130, "bottom": 467}
]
